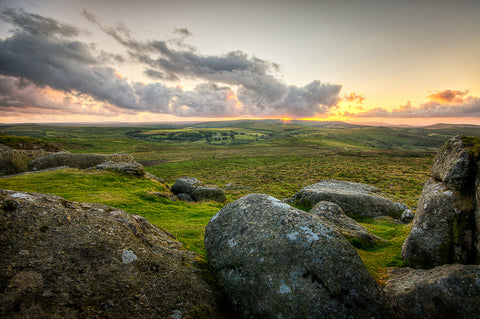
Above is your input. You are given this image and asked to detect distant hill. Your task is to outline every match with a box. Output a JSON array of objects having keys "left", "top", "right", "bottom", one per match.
[{"left": 424, "top": 123, "right": 480, "bottom": 130}]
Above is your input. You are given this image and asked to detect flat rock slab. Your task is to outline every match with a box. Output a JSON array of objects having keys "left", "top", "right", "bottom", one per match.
[
  {"left": 96, "top": 161, "right": 146, "bottom": 177},
  {"left": 0, "top": 190, "right": 221, "bottom": 318},
  {"left": 384, "top": 264, "right": 480, "bottom": 319},
  {"left": 292, "top": 180, "right": 407, "bottom": 218}
]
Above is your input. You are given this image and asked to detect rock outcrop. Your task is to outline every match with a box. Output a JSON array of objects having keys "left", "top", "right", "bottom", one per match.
[
  {"left": 28, "top": 152, "right": 135, "bottom": 171},
  {"left": 0, "top": 190, "right": 222, "bottom": 318},
  {"left": 430, "top": 136, "right": 472, "bottom": 191},
  {"left": 0, "top": 141, "right": 63, "bottom": 177},
  {"left": 384, "top": 264, "right": 480, "bottom": 319},
  {"left": 401, "top": 179, "right": 475, "bottom": 267},
  {"left": 205, "top": 194, "right": 385, "bottom": 318},
  {"left": 96, "top": 161, "right": 146, "bottom": 177},
  {"left": 171, "top": 177, "right": 226, "bottom": 203},
  {"left": 402, "top": 136, "right": 478, "bottom": 268},
  {"left": 309, "top": 201, "right": 388, "bottom": 248},
  {"left": 291, "top": 179, "right": 407, "bottom": 218},
  {"left": 0, "top": 145, "right": 51, "bottom": 176}
]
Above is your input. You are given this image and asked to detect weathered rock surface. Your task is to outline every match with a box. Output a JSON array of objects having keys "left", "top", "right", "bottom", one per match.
[
  {"left": 476, "top": 170, "right": 480, "bottom": 263},
  {"left": 384, "top": 264, "right": 480, "bottom": 319},
  {"left": 28, "top": 152, "right": 135, "bottom": 171},
  {"left": 0, "top": 190, "right": 222, "bottom": 318},
  {"left": 171, "top": 177, "right": 226, "bottom": 203},
  {"left": 402, "top": 135, "right": 480, "bottom": 268},
  {"left": 96, "top": 161, "right": 146, "bottom": 177},
  {"left": 402, "top": 178, "right": 475, "bottom": 268},
  {"left": 205, "top": 194, "right": 385, "bottom": 318},
  {"left": 192, "top": 186, "right": 226, "bottom": 203},
  {"left": 0, "top": 145, "right": 50, "bottom": 176},
  {"left": 171, "top": 177, "right": 203, "bottom": 195},
  {"left": 430, "top": 135, "right": 472, "bottom": 191},
  {"left": 291, "top": 179, "right": 407, "bottom": 218},
  {"left": 309, "top": 201, "right": 388, "bottom": 248}
]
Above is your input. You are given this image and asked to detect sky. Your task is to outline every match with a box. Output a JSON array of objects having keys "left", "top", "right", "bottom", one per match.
[{"left": 0, "top": 0, "right": 479, "bottom": 125}]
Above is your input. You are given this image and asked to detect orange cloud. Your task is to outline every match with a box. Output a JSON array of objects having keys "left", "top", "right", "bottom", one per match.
[
  {"left": 344, "top": 92, "right": 365, "bottom": 104},
  {"left": 427, "top": 89, "right": 468, "bottom": 104}
]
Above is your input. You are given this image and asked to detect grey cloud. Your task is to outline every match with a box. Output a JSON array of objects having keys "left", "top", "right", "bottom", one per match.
[
  {"left": 0, "top": 8, "right": 79, "bottom": 37},
  {"left": 1, "top": 9, "right": 342, "bottom": 119},
  {"left": 82, "top": 10, "right": 338, "bottom": 112},
  {"left": 0, "top": 76, "right": 122, "bottom": 116}
]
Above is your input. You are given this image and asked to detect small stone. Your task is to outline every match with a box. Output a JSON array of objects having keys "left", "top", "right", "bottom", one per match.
[{"left": 400, "top": 209, "right": 414, "bottom": 223}]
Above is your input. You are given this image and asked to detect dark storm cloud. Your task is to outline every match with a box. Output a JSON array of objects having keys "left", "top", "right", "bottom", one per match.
[
  {"left": 347, "top": 90, "right": 480, "bottom": 118},
  {"left": 0, "top": 8, "right": 342, "bottom": 118}
]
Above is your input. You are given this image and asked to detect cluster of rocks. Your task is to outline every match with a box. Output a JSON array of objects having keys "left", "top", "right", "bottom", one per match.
[
  {"left": 383, "top": 135, "right": 480, "bottom": 318},
  {"left": 0, "top": 190, "right": 223, "bottom": 318},
  {"left": 203, "top": 136, "right": 480, "bottom": 318},
  {"left": 0, "top": 141, "right": 147, "bottom": 179},
  {"left": 170, "top": 177, "right": 226, "bottom": 203},
  {"left": 2, "top": 135, "right": 479, "bottom": 318}
]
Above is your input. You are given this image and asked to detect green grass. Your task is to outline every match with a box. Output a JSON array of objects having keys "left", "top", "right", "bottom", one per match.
[
  {"left": 2, "top": 121, "right": 478, "bottom": 282},
  {"left": 357, "top": 217, "right": 412, "bottom": 284},
  {"left": 0, "top": 169, "right": 220, "bottom": 254}
]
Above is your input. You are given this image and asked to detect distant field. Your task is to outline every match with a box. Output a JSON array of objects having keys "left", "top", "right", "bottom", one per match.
[{"left": 1, "top": 120, "right": 479, "bottom": 283}]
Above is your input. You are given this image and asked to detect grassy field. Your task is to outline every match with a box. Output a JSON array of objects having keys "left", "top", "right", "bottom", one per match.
[{"left": 1, "top": 120, "right": 478, "bottom": 283}]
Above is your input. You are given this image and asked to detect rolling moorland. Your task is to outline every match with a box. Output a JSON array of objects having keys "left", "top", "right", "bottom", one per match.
[{"left": 1, "top": 120, "right": 480, "bottom": 283}]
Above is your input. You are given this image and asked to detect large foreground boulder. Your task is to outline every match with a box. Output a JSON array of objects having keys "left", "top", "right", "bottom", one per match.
[
  {"left": 384, "top": 264, "right": 480, "bottom": 319},
  {"left": 205, "top": 194, "right": 385, "bottom": 318},
  {"left": 310, "top": 201, "right": 388, "bottom": 248},
  {"left": 291, "top": 180, "right": 407, "bottom": 218},
  {"left": 28, "top": 152, "right": 135, "bottom": 171},
  {"left": 402, "top": 179, "right": 475, "bottom": 268},
  {"left": 0, "top": 190, "right": 222, "bottom": 318}
]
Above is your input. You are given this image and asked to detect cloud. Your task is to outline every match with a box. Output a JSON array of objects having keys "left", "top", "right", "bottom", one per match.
[
  {"left": 427, "top": 89, "right": 468, "bottom": 104},
  {"left": 344, "top": 92, "right": 365, "bottom": 104},
  {"left": 0, "top": 8, "right": 79, "bottom": 37},
  {"left": 347, "top": 89, "right": 480, "bottom": 118},
  {"left": 0, "top": 8, "right": 342, "bottom": 119},
  {"left": 82, "top": 9, "right": 341, "bottom": 116}
]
